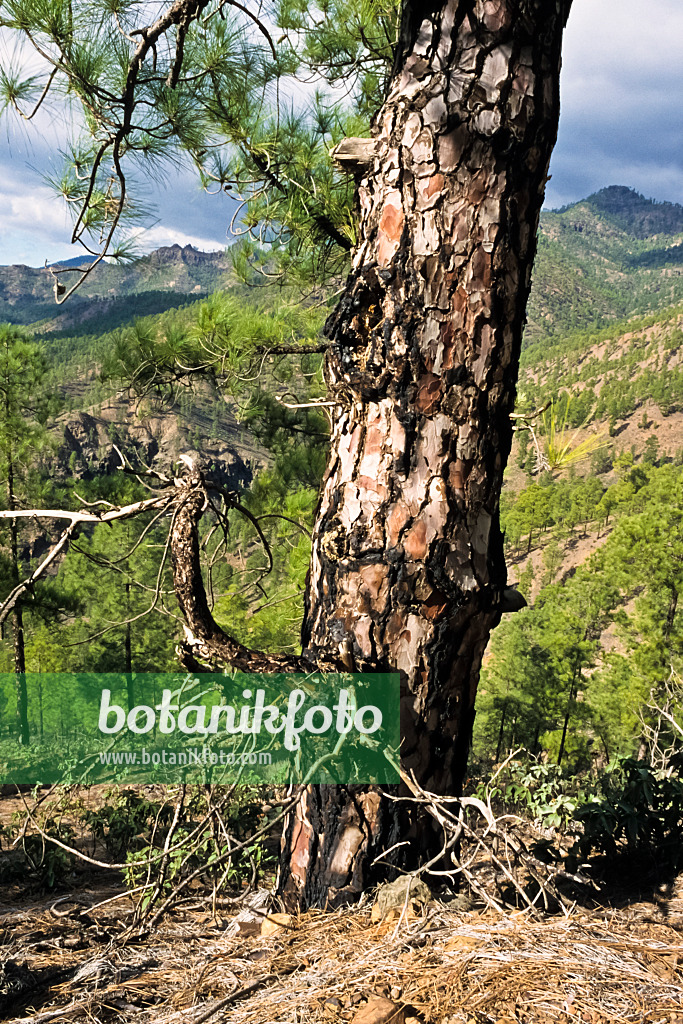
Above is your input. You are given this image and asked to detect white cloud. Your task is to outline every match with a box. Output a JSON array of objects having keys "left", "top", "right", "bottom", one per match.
[
  {"left": 0, "top": 183, "right": 70, "bottom": 234},
  {"left": 0, "top": 150, "right": 234, "bottom": 265},
  {"left": 0, "top": 180, "right": 73, "bottom": 265}
]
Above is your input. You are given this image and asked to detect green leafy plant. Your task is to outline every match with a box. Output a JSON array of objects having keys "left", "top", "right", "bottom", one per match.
[
  {"left": 119, "top": 786, "right": 278, "bottom": 924},
  {"left": 21, "top": 819, "right": 76, "bottom": 888},
  {"left": 570, "top": 758, "right": 683, "bottom": 872},
  {"left": 84, "top": 789, "right": 173, "bottom": 860},
  {"left": 472, "top": 757, "right": 586, "bottom": 830}
]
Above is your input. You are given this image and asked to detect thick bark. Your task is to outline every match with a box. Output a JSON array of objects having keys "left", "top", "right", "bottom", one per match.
[
  {"left": 163, "top": 0, "right": 573, "bottom": 908},
  {"left": 278, "top": 0, "right": 573, "bottom": 907}
]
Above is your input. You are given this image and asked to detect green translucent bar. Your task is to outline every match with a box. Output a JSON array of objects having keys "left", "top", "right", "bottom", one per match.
[{"left": 0, "top": 672, "right": 400, "bottom": 785}]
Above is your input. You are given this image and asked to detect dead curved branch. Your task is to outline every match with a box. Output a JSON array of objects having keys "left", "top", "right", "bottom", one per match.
[{"left": 169, "top": 468, "right": 312, "bottom": 672}]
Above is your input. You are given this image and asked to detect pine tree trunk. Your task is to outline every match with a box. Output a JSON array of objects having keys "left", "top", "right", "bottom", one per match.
[
  {"left": 557, "top": 661, "right": 580, "bottom": 766},
  {"left": 664, "top": 589, "right": 678, "bottom": 641},
  {"left": 125, "top": 581, "right": 134, "bottom": 712},
  {"left": 13, "top": 603, "right": 28, "bottom": 744},
  {"left": 277, "top": 0, "right": 573, "bottom": 908},
  {"left": 495, "top": 703, "right": 507, "bottom": 762},
  {"left": 7, "top": 455, "right": 29, "bottom": 745}
]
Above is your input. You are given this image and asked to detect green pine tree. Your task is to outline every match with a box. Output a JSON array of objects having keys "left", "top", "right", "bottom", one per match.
[{"left": 0, "top": 325, "right": 57, "bottom": 743}]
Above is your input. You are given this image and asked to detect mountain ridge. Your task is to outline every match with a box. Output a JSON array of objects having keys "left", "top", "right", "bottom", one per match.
[
  {"left": 556, "top": 185, "right": 683, "bottom": 238},
  {"left": 3, "top": 185, "right": 683, "bottom": 340},
  {"left": 0, "top": 243, "right": 234, "bottom": 332}
]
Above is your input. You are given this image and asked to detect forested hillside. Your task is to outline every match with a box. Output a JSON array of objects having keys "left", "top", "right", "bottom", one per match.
[
  {"left": 1, "top": 0, "right": 682, "bottom": 1003},
  {"left": 525, "top": 185, "right": 683, "bottom": 342},
  {"left": 475, "top": 189, "right": 683, "bottom": 772},
  {"left": 1, "top": 185, "right": 683, "bottom": 933},
  {"left": 2, "top": 185, "right": 683, "bottom": 773}
]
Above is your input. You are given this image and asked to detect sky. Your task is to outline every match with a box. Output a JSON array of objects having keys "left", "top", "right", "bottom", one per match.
[{"left": 1, "top": 0, "right": 682, "bottom": 267}]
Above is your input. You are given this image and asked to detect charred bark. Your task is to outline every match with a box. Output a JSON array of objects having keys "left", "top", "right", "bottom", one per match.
[
  {"left": 278, "top": 0, "right": 573, "bottom": 907},
  {"left": 166, "top": 0, "right": 573, "bottom": 909}
]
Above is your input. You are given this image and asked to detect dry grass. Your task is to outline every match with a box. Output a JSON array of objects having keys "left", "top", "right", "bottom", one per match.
[{"left": 2, "top": 886, "right": 683, "bottom": 1024}]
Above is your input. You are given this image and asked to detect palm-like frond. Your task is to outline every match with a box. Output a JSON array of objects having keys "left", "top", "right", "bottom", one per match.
[{"left": 541, "top": 395, "right": 608, "bottom": 472}]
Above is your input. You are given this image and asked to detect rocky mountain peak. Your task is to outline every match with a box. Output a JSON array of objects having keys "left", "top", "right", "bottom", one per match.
[
  {"left": 146, "top": 243, "right": 227, "bottom": 267},
  {"left": 583, "top": 186, "right": 683, "bottom": 238}
]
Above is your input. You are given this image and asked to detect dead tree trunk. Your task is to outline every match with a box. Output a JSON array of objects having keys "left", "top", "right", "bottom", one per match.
[{"left": 167, "top": 0, "right": 573, "bottom": 909}]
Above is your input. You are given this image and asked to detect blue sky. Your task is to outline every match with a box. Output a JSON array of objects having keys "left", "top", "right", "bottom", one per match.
[{"left": 1, "top": 0, "right": 682, "bottom": 267}]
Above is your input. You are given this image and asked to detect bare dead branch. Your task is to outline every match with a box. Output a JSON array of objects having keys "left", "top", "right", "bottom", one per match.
[
  {"left": 0, "top": 520, "right": 78, "bottom": 625},
  {"left": 638, "top": 668, "right": 683, "bottom": 771},
  {"left": 0, "top": 494, "right": 171, "bottom": 526},
  {"left": 190, "top": 974, "right": 281, "bottom": 1024},
  {"left": 0, "top": 494, "right": 175, "bottom": 624},
  {"left": 275, "top": 396, "right": 336, "bottom": 409},
  {"left": 169, "top": 472, "right": 309, "bottom": 672},
  {"left": 391, "top": 768, "right": 596, "bottom": 917}
]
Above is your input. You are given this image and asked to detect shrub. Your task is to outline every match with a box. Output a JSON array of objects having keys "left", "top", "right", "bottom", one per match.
[{"left": 570, "top": 757, "right": 683, "bottom": 873}]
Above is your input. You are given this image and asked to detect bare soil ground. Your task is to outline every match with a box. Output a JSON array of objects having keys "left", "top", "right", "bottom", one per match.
[{"left": 2, "top": 857, "right": 683, "bottom": 1023}]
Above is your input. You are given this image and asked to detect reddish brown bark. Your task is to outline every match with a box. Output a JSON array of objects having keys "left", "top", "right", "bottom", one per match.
[
  {"left": 166, "top": 0, "right": 573, "bottom": 909},
  {"left": 278, "top": 0, "right": 573, "bottom": 907}
]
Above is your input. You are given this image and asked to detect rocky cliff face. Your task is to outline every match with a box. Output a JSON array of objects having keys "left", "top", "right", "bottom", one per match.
[
  {"left": 55, "top": 411, "right": 158, "bottom": 479},
  {"left": 146, "top": 244, "right": 229, "bottom": 267},
  {"left": 17, "top": 394, "right": 262, "bottom": 566},
  {"left": 51, "top": 391, "right": 265, "bottom": 491}
]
